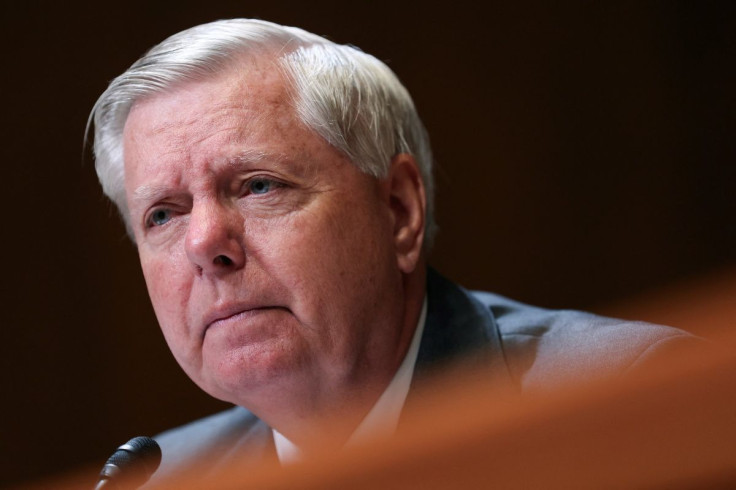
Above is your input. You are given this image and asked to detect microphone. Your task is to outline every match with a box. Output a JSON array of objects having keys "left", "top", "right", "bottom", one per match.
[{"left": 95, "top": 436, "right": 161, "bottom": 489}]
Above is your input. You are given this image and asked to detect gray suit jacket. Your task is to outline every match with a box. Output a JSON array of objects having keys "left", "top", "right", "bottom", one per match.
[{"left": 150, "top": 269, "right": 702, "bottom": 483}]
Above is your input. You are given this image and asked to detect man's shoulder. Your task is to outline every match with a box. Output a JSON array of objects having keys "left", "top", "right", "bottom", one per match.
[
  {"left": 149, "top": 406, "right": 272, "bottom": 485},
  {"left": 467, "top": 288, "right": 708, "bottom": 391}
]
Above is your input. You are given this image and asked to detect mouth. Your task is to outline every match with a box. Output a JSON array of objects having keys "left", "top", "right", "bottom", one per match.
[{"left": 203, "top": 305, "right": 289, "bottom": 335}]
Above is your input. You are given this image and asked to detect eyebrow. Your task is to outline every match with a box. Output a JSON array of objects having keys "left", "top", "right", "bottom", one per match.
[
  {"left": 131, "top": 184, "right": 177, "bottom": 205},
  {"left": 225, "top": 149, "right": 277, "bottom": 168},
  {"left": 225, "top": 149, "right": 312, "bottom": 178}
]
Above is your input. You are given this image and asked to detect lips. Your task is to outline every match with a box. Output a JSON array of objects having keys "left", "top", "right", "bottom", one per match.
[{"left": 203, "top": 304, "right": 288, "bottom": 335}]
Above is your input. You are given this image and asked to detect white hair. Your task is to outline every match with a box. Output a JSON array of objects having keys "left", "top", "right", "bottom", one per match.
[{"left": 89, "top": 18, "right": 436, "bottom": 244}]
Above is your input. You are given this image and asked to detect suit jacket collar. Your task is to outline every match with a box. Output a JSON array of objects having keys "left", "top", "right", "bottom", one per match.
[{"left": 412, "top": 268, "right": 515, "bottom": 391}]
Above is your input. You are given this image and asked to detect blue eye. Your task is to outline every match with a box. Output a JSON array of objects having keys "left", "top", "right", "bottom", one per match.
[
  {"left": 149, "top": 209, "right": 171, "bottom": 226},
  {"left": 249, "top": 178, "right": 272, "bottom": 195}
]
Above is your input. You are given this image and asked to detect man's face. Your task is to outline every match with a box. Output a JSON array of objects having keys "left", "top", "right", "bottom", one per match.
[{"left": 122, "top": 61, "right": 410, "bottom": 414}]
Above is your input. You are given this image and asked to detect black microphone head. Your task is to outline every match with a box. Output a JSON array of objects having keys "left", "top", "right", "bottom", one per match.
[{"left": 98, "top": 436, "right": 162, "bottom": 488}]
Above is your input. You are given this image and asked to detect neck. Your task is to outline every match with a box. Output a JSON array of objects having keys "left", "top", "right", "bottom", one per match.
[{"left": 260, "top": 265, "right": 428, "bottom": 451}]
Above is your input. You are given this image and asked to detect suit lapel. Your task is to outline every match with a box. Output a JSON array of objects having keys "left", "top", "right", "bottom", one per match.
[{"left": 409, "top": 268, "right": 515, "bottom": 395}]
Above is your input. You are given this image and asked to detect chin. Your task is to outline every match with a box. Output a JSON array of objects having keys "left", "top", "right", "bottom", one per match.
[{"left": 201, "top": 340, "right": 309, "bottom": 403}]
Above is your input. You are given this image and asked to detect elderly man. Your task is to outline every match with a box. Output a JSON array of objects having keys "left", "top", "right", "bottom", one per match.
[{"left": 90, "top": 18, "right": 704, "bottom": 482}]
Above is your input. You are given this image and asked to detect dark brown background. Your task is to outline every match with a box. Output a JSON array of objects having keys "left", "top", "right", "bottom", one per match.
[{"left": 2, "top": 1, "right": 734, "bottom": 486}]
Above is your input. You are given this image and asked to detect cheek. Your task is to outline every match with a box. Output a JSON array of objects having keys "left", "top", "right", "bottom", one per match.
[
  {"left": 257, "top": 206, "right": 362, "bottom": 282},
  {"left": 141, "top": 252, "right": 176, "bottom": 309},
  {"left": 258, "top": 191, "right": 396, "bottom": 322},
  {"left": 140, "top": 242, "right": 188, "bottom": 299},
  {"left": 139, "top": 250, "right": 195, "bottom": 352}
]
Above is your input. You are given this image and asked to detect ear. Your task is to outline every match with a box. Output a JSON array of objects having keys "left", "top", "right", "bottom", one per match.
[{"left": 385, "top": 153, "right": 426, "bottom": 274}]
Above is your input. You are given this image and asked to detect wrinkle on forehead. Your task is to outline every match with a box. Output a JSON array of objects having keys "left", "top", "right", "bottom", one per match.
[
  {"left": 126, "top": 52, "right": 293, "bottom": 132},
  {"left": 123, "top": 61, "right": 297, "bottom": 167}
]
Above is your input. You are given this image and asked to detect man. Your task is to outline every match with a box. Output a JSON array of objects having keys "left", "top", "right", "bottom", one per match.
[{"left": 90, "top": 18, "right": 705, "bottom": 482}]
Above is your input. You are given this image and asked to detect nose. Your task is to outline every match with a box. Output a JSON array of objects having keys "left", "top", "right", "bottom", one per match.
[{"left": 185, "top": 199, "right": 245, "bottom": 275}]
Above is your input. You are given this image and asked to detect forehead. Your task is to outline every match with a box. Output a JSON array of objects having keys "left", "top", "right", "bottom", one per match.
[
  {"left": 120, "top": 57, "right": 339, "bottom": 192},
  {"left": 120, "top": 56, "right": 361, "bottom": 209},
  {"left": 124, "top": 58, "right": 290, "bottom": 141}
]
